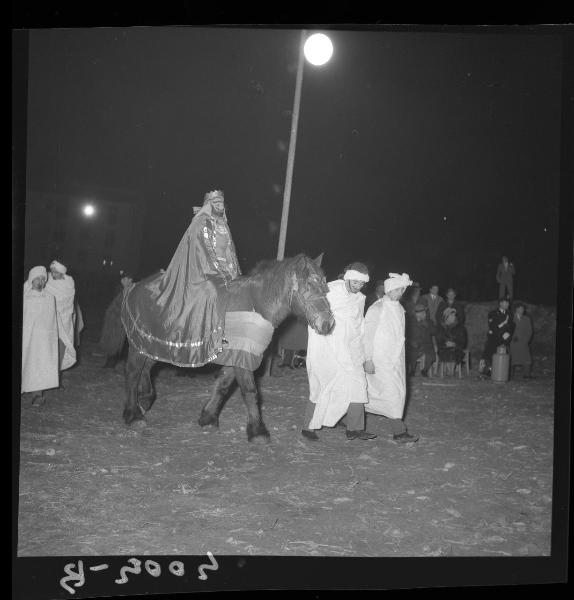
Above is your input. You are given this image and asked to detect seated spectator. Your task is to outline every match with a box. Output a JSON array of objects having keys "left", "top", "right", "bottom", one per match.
[
  {"left": 435, "top": 309, "right": 468, "bottom": 376},
  {"left": 435, "top": 287, "right": 466, "bottom": 326},
  {"left": 406, "top": 303, "right": 437, "bottom": 377},
  {"left": 21, "top": 266, "right": 60, "bottom": 406},
  {"left": 479, "top": 297, "right": 514, "bottom": 376},
  {"left": 420, "top": 284, "right": 443, "bottom": 325},
  {"left": 510, "top": 302, "right": 534, "bottom": 378}
]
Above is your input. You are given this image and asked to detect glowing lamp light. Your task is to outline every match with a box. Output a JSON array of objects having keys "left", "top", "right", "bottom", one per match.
[
  {"left": 82, "top": 204, "right": 96, "bottom": 217},
  {"left": 304, "top": 33, "right": 333, "bottom": 66}
]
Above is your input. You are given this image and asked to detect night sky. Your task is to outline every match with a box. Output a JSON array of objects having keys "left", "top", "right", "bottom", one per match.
[{"left": 24, "top": 26, "right": 564, "bottom": 301}]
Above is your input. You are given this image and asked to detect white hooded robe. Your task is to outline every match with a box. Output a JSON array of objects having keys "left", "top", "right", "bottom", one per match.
[
  {"left": 45, "top": 274, "right": 77, "bottom": 370},
  {"left": 364, "top": 296, "right": 407, "bottom": 419},
  {"left": 306, "top": 280, "right": 368, "bottom": 429},
  {"left": 21, "top": 287, "right": 60, "bottom": 393}
]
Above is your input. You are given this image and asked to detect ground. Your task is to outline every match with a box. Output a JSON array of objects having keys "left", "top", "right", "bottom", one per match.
[{"left": 17, "top": 339, "right": 555, "bottom": 557}]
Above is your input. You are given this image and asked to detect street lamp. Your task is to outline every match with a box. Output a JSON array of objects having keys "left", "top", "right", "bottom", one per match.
[
  {"left": 82, "top": 203, "right": 96, "bottom": 217},
  {"left": 276, "top": 30, "right": 333, "bottom": 260}
]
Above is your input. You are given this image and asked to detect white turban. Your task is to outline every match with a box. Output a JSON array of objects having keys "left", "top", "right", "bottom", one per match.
[
  {"left": 28, "top": 266, "right": 47, "bottom": 284},
  {"left": 50, "top": 260, "right": 67, "bottom": 274},
  {"left": 343, "top": 269, "right": 370, "bottom": 283},
  {"left": 384, "top": 272, "right": 413, "bottom": 293}
]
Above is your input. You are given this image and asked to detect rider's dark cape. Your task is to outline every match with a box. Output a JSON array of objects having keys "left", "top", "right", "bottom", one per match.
[{"left": 121, "top": 207, "right": 241, "bottom": 367}]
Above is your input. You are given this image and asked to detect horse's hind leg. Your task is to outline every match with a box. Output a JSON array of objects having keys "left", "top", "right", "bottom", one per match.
[
  {"left": 198, "top": 366, "right": 236, "bottom": 428},
  {"left": 234, "top": 367, "right": 270, "bottom": 443},
  {"left": 123, "top": 346, "right": 149, "bottom": 425}
]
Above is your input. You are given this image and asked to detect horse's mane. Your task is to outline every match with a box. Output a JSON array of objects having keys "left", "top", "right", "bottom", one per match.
[{"left": 232, "top": 254, "right": 324, "bottom": 325}]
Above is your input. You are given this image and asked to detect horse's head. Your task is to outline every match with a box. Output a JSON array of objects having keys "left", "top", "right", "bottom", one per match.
[{"left": 289, "top": 255, "right": 335, "bottom": 335}]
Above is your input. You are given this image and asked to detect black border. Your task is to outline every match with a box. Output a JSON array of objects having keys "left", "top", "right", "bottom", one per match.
[{"left": 12, "top": 20, "right": 573, "bottom": 598}]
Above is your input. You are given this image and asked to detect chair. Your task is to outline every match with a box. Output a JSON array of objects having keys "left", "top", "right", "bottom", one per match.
[
  {"left": 439, "top": 349, "right": 470, "bottom": 378},
  {"left": 414, "top": 354, "right": 426, "bottom": 376},
  {"left": 432, "top": 339, "right": 439, "bottom": 375}
]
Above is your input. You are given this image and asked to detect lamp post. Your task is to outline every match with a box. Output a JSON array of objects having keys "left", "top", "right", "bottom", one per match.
[{"left": 276, "top": 31, "right": 333, "bottom": 260}]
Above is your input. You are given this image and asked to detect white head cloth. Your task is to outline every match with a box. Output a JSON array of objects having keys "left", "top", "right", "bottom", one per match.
[
  {"left": 344, "top": 269, "right": 370, "bottom": 283},
  {"left": 384, "top": 272, "right": 413, "bottom": 293},
  {"left": 28, "top": 266, "right": 47, "bottom": 284},
  {"left": 24, "top": 266, "right": 48, "bottom": 292},
  {"left": 50, "top": 260, "right": 67, "bottom": 274}
]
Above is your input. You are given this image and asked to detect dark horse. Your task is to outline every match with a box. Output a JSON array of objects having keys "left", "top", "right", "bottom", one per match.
[{"left": 106, "top": 255, "right": 334, "bottom": 442}]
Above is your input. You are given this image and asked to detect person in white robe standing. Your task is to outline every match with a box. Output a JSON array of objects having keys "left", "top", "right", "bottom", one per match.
[
  {"left": 45, "top": 260, "right": 77, "bottom": 372},
  {"left": 302, "top": 262, "right": 377, "bottom": 442},
  {"left": 21, "top": 266, "right": 60, "bottom": 405},
  {"left": 363, "top": 272, "right": 419, "bottom": 444}
]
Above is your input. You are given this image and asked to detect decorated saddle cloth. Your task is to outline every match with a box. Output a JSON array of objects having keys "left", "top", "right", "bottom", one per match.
[
  {"left": 213, "top": 311, "right": 275, "bottom": 371},
  {"left": 121, "top": 271, "right": 229, "bottom": 367}
]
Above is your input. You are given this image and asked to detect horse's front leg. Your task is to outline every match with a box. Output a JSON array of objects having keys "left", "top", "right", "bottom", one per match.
[
  {"left": 123, "top": 346, "right": 148, "bottom": 425},
  {"left": 198, "top": 366, "right": 236, "bottom": 428},
  {"left": 234, "top": 367, "right": 270, "bottom": 443}
]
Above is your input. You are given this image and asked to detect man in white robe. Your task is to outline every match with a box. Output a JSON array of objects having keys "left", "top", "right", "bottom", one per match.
[
  {"left": 302, "top": 263, "right": 377, "bottom": 441},
  {"left": 45, "top": 260, "right": 76, "bottom": 371},
  {"left": 21, "top": 266, "right": 60, "bottom": 405},
  {"left": 364, "top": 272, "right": 419, "bottom": 444}
]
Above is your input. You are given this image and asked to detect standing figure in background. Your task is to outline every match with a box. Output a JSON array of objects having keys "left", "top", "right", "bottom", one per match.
[
  {"left": 479, "top": 297, "right": 514, "bottom": 376},
  {"left": 21, "top": 266, "right": 60, "bottom": 406},
  {"left": 496, "top": 255, "right": 515, "bottom": 300},
  {"left": 363, "top": 272, "right": 419, "bottom": 444},
  {"left": 406, "top": 303, "right": 437, "bottom": 377},
  {"left": 420, "top": 284, "right": 443, "bottom": 325},
  {"left": 99, "top": 272, "right": 135, "bottom": 368},
  {"left": 435, "top": 309, "right": 468, "bottom": 376},
  {"left": 45, "top": 260, "right": 77, "bottom": 374},
  {"left": 303, "top": 262, "right": 376, "bottom": 442},
  {"left": 510, "top": 302, "right": 534, "bottom": 378}
]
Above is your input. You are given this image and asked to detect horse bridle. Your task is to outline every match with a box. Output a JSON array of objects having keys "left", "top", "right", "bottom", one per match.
[{"left": 289, "top": 273, "right": 333, "bottom": 325}]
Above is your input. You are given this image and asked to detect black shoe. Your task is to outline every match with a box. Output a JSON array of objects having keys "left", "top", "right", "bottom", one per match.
[
  {"left": 346, "top": 430, "right": 377, "bottom": 440},
  {"left": 393, "top": 432, "right": 419, "bottom": 444},
  {"left": 301, "top": 429, "right": 319, "bottom": 441}
]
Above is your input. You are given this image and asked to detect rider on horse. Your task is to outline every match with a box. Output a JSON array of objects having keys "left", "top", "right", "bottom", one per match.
[{"left": 121, "top": 190, "right": 241, "bottom": 367}]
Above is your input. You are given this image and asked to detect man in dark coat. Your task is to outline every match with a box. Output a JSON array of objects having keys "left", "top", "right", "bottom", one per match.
[
  {"left": 121, "top": 190, "right": 241, "bottom": 367},
  {"left": 420, "top": 284, "right": 443, "bottom": 325},
  {"left": 406, "top": 303, "right": 437, "bottom": 376},
  {"left": 479, "top": 297, "right": 514, "bottom": 376},
  {"left": 496, "top": 256, "right": 515, "bottom": 300}
]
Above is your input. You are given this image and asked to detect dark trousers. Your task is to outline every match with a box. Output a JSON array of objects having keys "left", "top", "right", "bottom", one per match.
[{"left": 58, "top": 339, "right": 66, "bottom": 370}]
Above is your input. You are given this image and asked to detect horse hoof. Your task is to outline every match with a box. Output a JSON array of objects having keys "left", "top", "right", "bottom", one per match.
[
  {"left": 198, "top": 413, "right": 219, "bottom": 428},
  {"left": 248, "top": 433, "right": 271, "bottom": 444},
  {"left": 123, "top": 410, "right": 146, "bottom": 427}
]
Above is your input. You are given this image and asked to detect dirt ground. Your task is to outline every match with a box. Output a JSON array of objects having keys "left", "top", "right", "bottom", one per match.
[{"left": 17, "top": 338, "right": 555, "bottom": 557}]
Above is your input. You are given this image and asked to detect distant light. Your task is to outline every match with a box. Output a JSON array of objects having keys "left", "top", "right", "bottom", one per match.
[
  {"left": 304, "top": 33, "right": 333, "bottom": 66},
  {"left": 543, "top": 227, "right": 548, "bottom": 232},
  {"left": 443, "top": 216, "right": 447, "bottom": 221},
  {"left": 82, "top": 204, "right": 96, "bottom": 217},
  {"left": 102, "top": 259, "right": 107, "bottom": 265}
]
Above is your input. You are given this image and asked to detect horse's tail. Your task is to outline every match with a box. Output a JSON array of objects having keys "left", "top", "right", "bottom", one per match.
[{"left": 99, "top": 292, "right": 127, "bottom": 357}]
